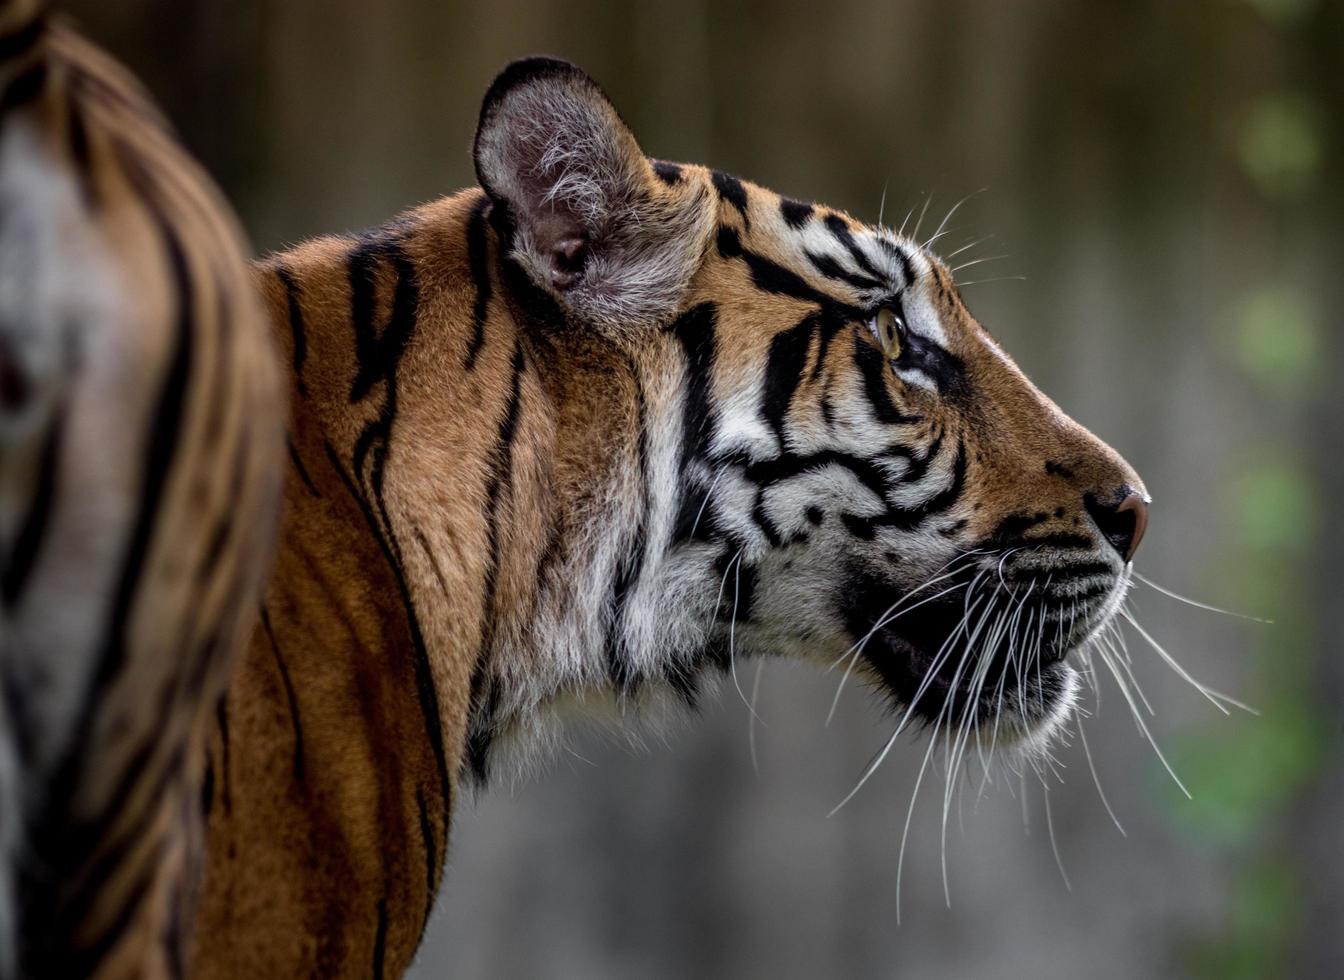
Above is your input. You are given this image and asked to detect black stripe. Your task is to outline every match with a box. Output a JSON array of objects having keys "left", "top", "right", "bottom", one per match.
[
  {"left": 842, "top": 439, "right": 967, "bottom": 539},
  {"left": 716, "top": 227, "right": 865, "bottom": 321},
  {"left": 464, "top": 196, "right": 492, "bottom": 370},
  {"left": 54, "top": 147, "right": 195, "bottom": 790},
  {"left": 667, "top": 302, "right": 719, "bottom": 470},
  {"left": 759, "top": 313, "right": 817, "bottom": 449},
  {"left": 348, "top": 240, "right": 386, "bottom": 403},
  {"left": 824, "top": 213, "right": 884, "bottom": 281},
  {"left": 885, "top": 430, "right": 943, "bottom": 487},
  {"left": 806, "top": 250, "right": 882, "bottom": 291},
  {"left": 724, "top": 446, "right": 890, "bottom": 502},
  {"left": 2, "top": 406, "right": 61, "bottom": 607},
  {"left": 371, "top": 898, "right": 389, "bottom": 980},
  {"left": 324, "top": 439, "right": 453, "bottom": 834},
  {"left": 711, "top": 169, "right": 749, "bottom": 223},
  {"left": 779, "top": 197, "right": 814, "bottom": 229},
  {"left": 57, "top": 857, "right": 156, "bottom": 976},
  {"left": 288, "top": 437, "right": 321, "bottom": 497},
  {"left": 416, "top": 788, "right": 438, "bottom": 930},
  {"left": 876, "top": 236, "right": 917, "bottom": 287},
  {"left": 66, "top": 92, "right": 98, "bottom": 209},
  {"left": 0, "top": 59, "right": 44, "bottom": 110},
  {"left": 855, "top": 339, "right": 922, "bottom": 425},
  {"left": 652, "top": 159, "right": 682, "bottom": 185},
  {"left": 989, "top": 510, "right": 1051, "bottom": 543},
  {"left": 0, "top": 14, "right": 44, "bottom": 61},
  {"left": 412, "top": 525, "right": 453, "bottom": 601},
  {"left": 715, "top": 548, "right": 757, "bottom": 624},
  {"left": 44, "top": 736, "right": 188, "bottom": 946},
  {"left": 324, "top": 230, "right": 453, "bottom": 836},
  {"left": 465, "top": 339, "right": 526, "bottom": 782},
  {"left": 216, "top": 696, "right": 231, "bottom": 812},
  {"left": 897, "top": 326, "right": 970, "bottom": 400},
  {"left": 275, "top": 264, "right": 308, "bottom": 395},
  {"left": 605, "top": 357, "right": 651, "bottom": 695},
  {"left": 260, "top": 607, "right": 305, "bottom": 783},
  {"left": 671, "top": 477, "right": 717, "bottom": 545},
  {"left": 667, "top": 303, "right": 721, "bottom": 550}
]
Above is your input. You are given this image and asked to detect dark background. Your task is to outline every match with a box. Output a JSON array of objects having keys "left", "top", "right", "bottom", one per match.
[{"left": 61, "top": 1, "right": 1343, "bottom": 977}]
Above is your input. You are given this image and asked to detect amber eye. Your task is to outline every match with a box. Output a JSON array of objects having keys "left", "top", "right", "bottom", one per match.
[{"left": 872, "top": 307, "right": 904, "bottom": 360}]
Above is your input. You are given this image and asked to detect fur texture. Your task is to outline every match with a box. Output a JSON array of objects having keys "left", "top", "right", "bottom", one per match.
[
  {"left": 0, "top": 10, "right": 283, "bottom": 977},
  {"left": 191, "top": 58, "right": 1148, "bottom": 978}
]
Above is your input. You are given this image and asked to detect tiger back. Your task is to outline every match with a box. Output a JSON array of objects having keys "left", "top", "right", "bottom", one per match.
[{"left": 0, "top": 3, "right": 283, "bottom": 975}]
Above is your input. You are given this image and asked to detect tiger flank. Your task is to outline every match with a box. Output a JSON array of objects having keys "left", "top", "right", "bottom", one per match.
[
  {"left": 0, "top": 2, "right": 283, "bottom": 976},
  {"left": 198, "top": 58, "right": 1150, "bottom": 977}
]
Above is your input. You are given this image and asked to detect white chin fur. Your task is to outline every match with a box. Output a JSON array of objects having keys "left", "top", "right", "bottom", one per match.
[{"left": 981, "top": 664, "right": 1081, "bottom": 766}]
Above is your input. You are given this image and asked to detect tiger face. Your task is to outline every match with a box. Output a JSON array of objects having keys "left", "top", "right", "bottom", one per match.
[
  {"left": 675, "top": 196, "right": 1148, "bottom": 746},
  {"left": 471, "top": 58, "right": 1148, "bottom": 768}
]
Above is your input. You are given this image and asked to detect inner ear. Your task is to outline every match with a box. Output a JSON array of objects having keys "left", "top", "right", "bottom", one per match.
[{"left": 473, "top": 57, "right": 711, "bottom": 332}]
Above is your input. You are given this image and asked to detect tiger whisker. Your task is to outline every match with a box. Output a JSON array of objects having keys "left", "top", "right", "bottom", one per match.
[
  {"left": 897, "top": 200, "right": 919, "bottom": 238},
  {"left": 1096, "top": 646, "right": 1191, "bottom": 798},
  {"left": 1120, "top": 609, "right": 1258, "bottom": 715},
  {"left": 931, "top": 589, "right": 1003, "bottom": 905},
  {"left": 955, "top": 275, "right": 1028, "bottom": 287},
  {"left": 1132, "top": 570, "right": 1272, "bottom": 623},
  {"left": 941, "top": 234, "right": 997, "bottom": 262},
  {"left": 896, "top": 705, "right": 943, "bottom": 926},
  {"left": 924, "top": 187, "right": 985, "bottom": 251},
  {"left": 910, "top": 194, "right": 934, "bottom": 244},
  {"left": 949, "top": 253, "right": 1009, "bottom": 274},
  {"left": 1041, "top": 778, "right": 1073, "bottom": 892},
  {"left": 727, "top": 550, "right": 762, "bottom": 726},
  {"left": 828, "top": 590, "right": 986, "bottom": 817},
  {"left": 1074, "top": 702, "right": 1126, "bottom": 836},
  {"left": 747, "top": 660, "right": 764, "bottom": 777},
  {"left": 824, "top": 550, "right": 988, "bottom": 726},
  {"left": 824, "top": 578, "right": 969, "bottom": 727},
  {"left": 940, "top": 594, "right": 1012, "bottom": 903}
]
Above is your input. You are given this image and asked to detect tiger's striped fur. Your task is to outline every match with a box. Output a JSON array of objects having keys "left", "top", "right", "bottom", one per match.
[
  {"left": 192, "top": 59, "right": 1147, "bottom": 977},
  {"left": 0, "top": 4, "right": 283, "bottom": 976}
]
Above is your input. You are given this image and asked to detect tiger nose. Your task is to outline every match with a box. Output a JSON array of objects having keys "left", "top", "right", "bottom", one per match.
[{"left": 1084, "top": 489, "right": 1150, "bottom": 563}]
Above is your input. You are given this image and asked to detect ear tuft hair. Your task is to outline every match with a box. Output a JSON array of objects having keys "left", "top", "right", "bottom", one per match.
[{"left": 473, "top": 57, "right": 711, "bottom": 332}]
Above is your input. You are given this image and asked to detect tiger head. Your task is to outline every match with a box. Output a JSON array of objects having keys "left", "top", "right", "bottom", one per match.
[{"left": 470, "top": 58, "right": 1148, "bottom": 768}]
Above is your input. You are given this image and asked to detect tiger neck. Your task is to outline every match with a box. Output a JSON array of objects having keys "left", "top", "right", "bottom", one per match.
[{"left": 265, "top": 191, "right": 718, "bottom": 792}]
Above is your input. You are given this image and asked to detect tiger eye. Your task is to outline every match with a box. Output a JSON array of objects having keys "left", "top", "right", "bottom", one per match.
[{"left": 875, "top": 307, "right": 902, "bottom": 360}]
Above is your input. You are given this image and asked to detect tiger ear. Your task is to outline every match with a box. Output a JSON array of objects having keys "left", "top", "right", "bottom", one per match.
[{"left": 473, "top": 57, "right": 711, "bottom": 332}]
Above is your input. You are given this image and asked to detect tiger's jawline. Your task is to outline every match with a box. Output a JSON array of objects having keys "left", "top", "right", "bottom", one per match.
[{"left": 467, "top": 658, "right": 1081, "bottom": 792}]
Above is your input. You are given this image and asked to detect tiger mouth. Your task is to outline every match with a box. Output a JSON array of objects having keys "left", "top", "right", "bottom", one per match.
[{"left": 853, "top": 572, "right": 1117, "bottom": 736}]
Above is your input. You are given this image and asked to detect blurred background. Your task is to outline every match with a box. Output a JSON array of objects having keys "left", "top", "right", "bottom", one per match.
[{"left": 61, "top": 1, "right": 1341, "bottom": 977}]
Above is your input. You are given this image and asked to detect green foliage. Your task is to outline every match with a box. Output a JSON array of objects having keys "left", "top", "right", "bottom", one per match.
[
  {"left": 1237, "top": 93, "right": 1325, "bottom": 201},
  {"left": 1228, "top": 460, "right": 1319, "bottom": 558},
  {"left": 1235, "top": 288, "right": 1322, "bottom": 400}
]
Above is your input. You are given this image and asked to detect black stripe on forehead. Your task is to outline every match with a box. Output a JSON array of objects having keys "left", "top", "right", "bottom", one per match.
[
  {"left": 875, "top": 236, "right": 918, "bottom": 288},
  {"left": 715, "top": 227, "right": 864, "bottom": 321},
  {"left": 823, "top": 213, "right": 884, "bottom": 282},
  {"left": 806, "top": 251, "right": 882, "bottom": 292}
]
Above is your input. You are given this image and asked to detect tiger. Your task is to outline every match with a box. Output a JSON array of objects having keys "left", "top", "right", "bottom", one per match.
[
  {"left": 187, "top": 56, "right": 1151, "bottom": 977},
  {"left": 0, "top": 2, "right": 283, "bottom": 976}
]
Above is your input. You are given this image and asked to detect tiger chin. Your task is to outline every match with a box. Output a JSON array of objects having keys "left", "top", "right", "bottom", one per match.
[{"left": 196, "top": 56, "right": 1150, "bottom": 977}]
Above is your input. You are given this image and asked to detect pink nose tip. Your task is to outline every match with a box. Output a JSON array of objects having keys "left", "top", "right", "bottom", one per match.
[
  {"left": 1085, "top": 489, "right": 1150, "bottom": 562},
  {"left": 1113, "top": 492, "right": 1150, "bottom": 562}
]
